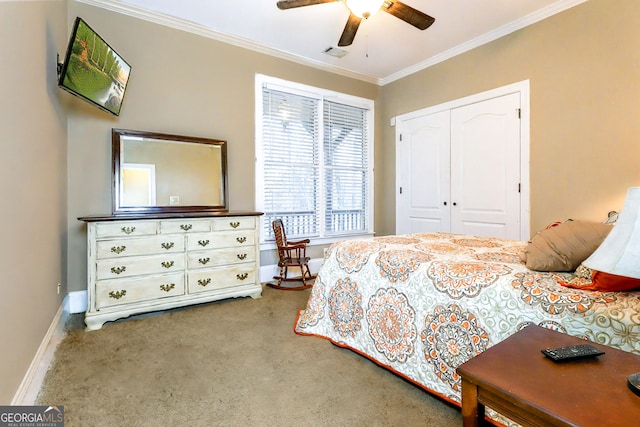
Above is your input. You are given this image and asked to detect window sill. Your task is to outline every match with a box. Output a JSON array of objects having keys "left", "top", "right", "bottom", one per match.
[{"left": 260, "top": 232, "right": 375, "bottom": 251}]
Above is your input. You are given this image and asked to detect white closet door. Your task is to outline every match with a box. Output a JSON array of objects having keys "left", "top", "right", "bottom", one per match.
[
  {"left": 450, "top": 92, "right": 521, "bottom": 239},
  {"left": 396, "top": 110, "right": 450, "bottom": 234}
]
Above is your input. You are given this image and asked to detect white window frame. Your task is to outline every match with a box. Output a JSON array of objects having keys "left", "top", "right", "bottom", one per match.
[{"left": 255, "top": 74, "right": 375, "bottom": 249}]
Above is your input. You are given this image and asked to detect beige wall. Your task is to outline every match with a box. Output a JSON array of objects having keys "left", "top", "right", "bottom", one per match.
[
  {"left": 380, "top": 0, "right": 640, "bottom": 236},
  {"left": 65, "top": 1, "right": 380, "bottom": 293},
  {"left": 0, "top": 1, "right": 67, "bottom": 403}
]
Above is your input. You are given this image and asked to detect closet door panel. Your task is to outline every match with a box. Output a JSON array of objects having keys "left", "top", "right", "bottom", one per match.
[
  {"left": 450, "top": 93, "right": 521, "bottom": 239},
  {"left": 396, "top": 110, "right": 451, "bottom": 234}
]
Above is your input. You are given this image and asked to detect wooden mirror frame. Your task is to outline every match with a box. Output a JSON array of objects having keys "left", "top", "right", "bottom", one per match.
[{"left": 112, "top": 128, "right": 228, "bottom": 215}]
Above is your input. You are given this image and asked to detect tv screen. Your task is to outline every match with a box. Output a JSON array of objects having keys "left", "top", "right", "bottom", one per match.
[{"left": 58, "top": 17, "right": 131, "bottom": 116}]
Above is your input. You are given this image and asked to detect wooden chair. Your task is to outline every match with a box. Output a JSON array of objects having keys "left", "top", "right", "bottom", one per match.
[{"left": 268, "top": 219, "right": 316, "bottom": 291}]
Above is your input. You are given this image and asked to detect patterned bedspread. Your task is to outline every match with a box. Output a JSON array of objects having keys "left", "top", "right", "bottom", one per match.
[{"left": 294, "top": 233, "right": 640, "bottom": 419}]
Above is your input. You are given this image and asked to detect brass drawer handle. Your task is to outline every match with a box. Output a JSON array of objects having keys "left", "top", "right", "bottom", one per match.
[
  {"left": 230, "top": 221, "right": 240, "bottom": 228},
  {"left": 111, "top": 245, "right": 126, "bottom": 254},
  {"left": 236, "top": 273, "right": 248, "bottom": 281},
  {"left": 109, "top": 290, "right": 126, "bottom": 299},
  {"left": 161, "top": 242, "right": 175, "bottom": 250},
  {"left": 237, "top": 253, "right": 247, "bottom": 260},
  {"left": 121, "top": 226, "right": 136, "bottom": 234},
  {"left": 161, "top": 261, "right": 175, "bottom": 269},
  {"left": 198, "top": 239, "right": 210, "bottom": 247},
  {"left": 180, "top": 224, "right": 193, "bottom": 231},
  {"left": 198, "top": 278, "right": 211, "bottom": 287},
  {"left": 199, "top": 257, "right": 210, "bottom": 265},
  {"left": 160, "top": 283, "right": 175, "bottom": 292},
  {"left": 110, "top": 266, "right": 126, "bottom": 275},
  {"left": 236, "top": 237, "right": 247, "bottom": 244}
]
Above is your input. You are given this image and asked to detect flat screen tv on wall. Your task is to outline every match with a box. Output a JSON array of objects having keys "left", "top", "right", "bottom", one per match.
[{"left": 58, "top": 17, "right": 131, "bottom": 116}]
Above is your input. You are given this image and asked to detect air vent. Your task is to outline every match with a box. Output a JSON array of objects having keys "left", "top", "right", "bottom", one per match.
[{"left": 323, "top": 46, "right": 348, "bottom": 58}]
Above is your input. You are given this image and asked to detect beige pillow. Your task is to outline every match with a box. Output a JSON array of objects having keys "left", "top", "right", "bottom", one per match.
[{"left": 525, "top": 221, "right": 612, "bottom": 272}]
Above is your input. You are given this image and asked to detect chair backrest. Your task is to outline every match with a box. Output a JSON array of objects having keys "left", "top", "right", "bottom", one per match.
[{"left": 272, "top": 219, "right": 288, "bottom": 261}]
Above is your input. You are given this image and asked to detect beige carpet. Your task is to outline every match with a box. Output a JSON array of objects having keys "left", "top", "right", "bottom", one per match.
[{"left": 37, "top": 285, "right": 461, "bottom": 426}]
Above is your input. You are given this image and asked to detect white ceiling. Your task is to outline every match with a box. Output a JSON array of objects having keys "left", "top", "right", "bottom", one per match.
[{"left": 85, "top": 0, "right": 587, "bottom": 85}]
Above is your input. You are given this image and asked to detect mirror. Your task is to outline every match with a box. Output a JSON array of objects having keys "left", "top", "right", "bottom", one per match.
[{"left": 112, "top": 128, "right": 228, "bottom": 214}]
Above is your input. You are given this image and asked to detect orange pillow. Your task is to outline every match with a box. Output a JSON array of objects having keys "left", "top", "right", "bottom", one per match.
[
  {"left": 560, "top": 269, "right": 640, "bottom": 292},
  {"left": 590, "top": 271, "right": 640, "bottom": 292}
]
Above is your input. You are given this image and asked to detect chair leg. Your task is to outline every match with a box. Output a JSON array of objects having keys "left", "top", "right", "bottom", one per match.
[
  {"left": 303, "top": 264, "right": 316, "bottom": 280},
  {"left": 278, "top": 265, "right": 287, "bottom": 287},
  {"left": 299, "top": 264, "right": 316, "bottom": 288}
]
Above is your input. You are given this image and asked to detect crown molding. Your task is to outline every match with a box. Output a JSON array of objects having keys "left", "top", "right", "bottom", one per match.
[
  {"left": 380, "top": 0, "right": 588, "bottom": 85},
  {"left": 76, "top": 0, "right": 587, "bottom": 87}
]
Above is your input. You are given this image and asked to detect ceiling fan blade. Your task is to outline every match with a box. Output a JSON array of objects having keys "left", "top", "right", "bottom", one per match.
[
  {"left": 276, "top": 0, "right": 336, "bottom": 10},
  {"left": 384, "top": 1, "right": 435, "bottom": 30},
  {"left": 338, "top": 13, "right": 362, "bottom": 46}
]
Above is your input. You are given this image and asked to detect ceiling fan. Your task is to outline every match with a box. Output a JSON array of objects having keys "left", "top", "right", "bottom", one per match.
[{"left": 276, "top": 0, "right": 435, "bottom": 47}]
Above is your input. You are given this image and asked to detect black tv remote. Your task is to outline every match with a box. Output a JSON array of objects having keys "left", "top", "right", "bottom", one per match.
[{"left": 541, "top": 344, "right": 605, "bottom": 362}]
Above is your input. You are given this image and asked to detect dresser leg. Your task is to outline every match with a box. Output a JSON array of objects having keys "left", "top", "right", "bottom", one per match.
[{"left": 84, "top": 316, "right": 105, "bottom": 331}]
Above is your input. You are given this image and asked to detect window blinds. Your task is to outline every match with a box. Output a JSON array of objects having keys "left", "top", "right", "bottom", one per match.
[
  {"left": 260, "top": 84, "right": 370, "bottom": 241},
  {"left": 323, "top": 100, "right": 368, "bottom": 234},
  {"left": 262, "top": 87, "right": 319, "bottom": 238}
]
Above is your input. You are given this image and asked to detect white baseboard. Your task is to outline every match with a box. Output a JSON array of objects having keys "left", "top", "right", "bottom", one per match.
[
  {"left": 12, "top": 300, "right": 68, "bottom": 405},
  {"left": 66, "top": 290, "right": 88, "bottom": 314},
  {"left": 260, "top": 257, "right": 324, "bottom": 283}
]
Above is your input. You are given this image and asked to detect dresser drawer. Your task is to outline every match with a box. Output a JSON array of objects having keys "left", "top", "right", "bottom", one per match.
[
  {"left": 187, "top": 264, "right": 256, "bottom": 294},
  {"left": 96, "top": 254, "right": 185, "bottom": 280},
  {"left": 186, "top": 231, "right": 255, "bottom": 251},
  {"left": 95, "top": 273, "right": 185, "bottom": 309},
  {"left": 160, "top": 219, "right": 211, "bottom": 234},
  {"left": 187, "top": 247, "right": 256, "bottom": 269},
  {"left": 96, "top": 221, "right": 158, "bottom": 238},
  {"left": 212, "top": 217, "right": 255, "bottom": 231},
  {"left": 96, "top": 235, "right": 185, "bottom": 259}
]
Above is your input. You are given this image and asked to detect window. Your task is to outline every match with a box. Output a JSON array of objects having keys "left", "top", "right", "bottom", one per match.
[{"left": 255, "top": 75, "right": 374, "bottom": 245}]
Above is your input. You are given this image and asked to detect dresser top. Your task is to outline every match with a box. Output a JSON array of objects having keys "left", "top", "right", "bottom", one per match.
[{"left": 78, "top": 211, "right": 263, "bottom": 222}]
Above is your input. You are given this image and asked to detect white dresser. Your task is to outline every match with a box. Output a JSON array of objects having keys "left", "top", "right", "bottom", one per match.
[{"left": 80, "top": 213, "right": 263, "bottom": 330}]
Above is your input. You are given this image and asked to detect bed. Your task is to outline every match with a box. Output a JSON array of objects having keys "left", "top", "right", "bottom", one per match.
[{"left": 294, "top": 232, "right": 640, "bottom": 425}]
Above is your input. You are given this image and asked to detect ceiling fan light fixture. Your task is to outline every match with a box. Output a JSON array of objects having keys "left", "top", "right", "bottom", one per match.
[{"left": 345, "top": 0, "right": 385, "bottom": 19}]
